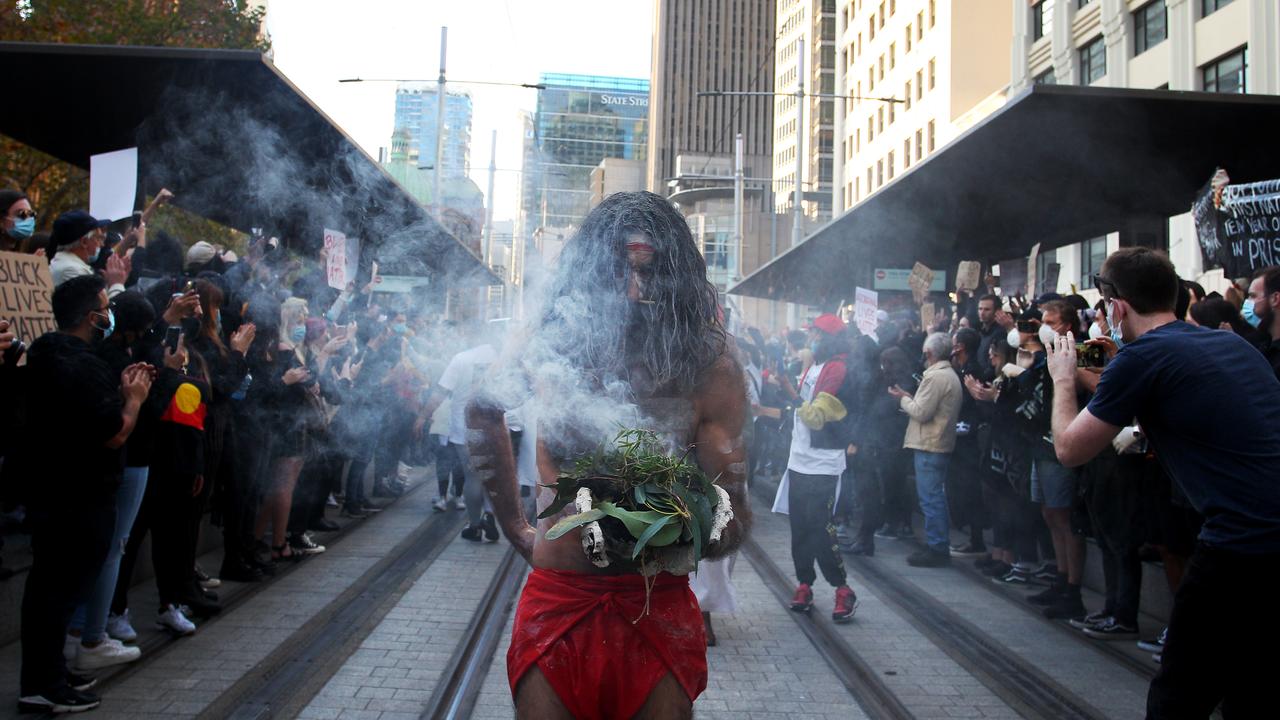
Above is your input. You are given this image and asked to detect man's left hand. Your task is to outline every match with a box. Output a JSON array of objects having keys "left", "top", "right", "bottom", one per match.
[{"left": 1047, "top": 332, "right": 1078, "bottom": 386}]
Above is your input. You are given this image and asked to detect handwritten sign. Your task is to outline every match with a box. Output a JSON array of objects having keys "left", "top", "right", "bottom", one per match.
[
  {"left": 0, "top": 250, "right": 56, "bottom": 344},
  {"left": 908, "top": 262, "right": 935, "bottom": 304},
  {"left": 956, "top": 261, "right": 981, "bottom": 292},
  {"left": 854, "top": 287, "right": 878, "bottom": 336},
  {"left": 323, "top": 228, "right": 360, "bottom": 290},
  {"left": 89, "top": 147, "right": 138, "bottom": 221},
  {"left": 1194, "top": 177, "right": 1280, "bottom": 279},
  {"left": 920, "top": 302, "right": 936, "bottom": 331}
]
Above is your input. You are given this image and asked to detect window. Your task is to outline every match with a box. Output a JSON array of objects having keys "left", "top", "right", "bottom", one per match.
[
  {"left": 866, "top": 167, "right": 872, "bottom": 192},
  {"left": 1078, "top": 0, "right": 1092, "bottom": 7},
  {"left": 876, "top": 159, "right": 883, "bottom": 187},
  {"left": 890, "top": 42, "right": 896, "bottom": 69},
  {"left": 916, "top": 70, "right": 924, "bottom": 98},
  {"left": 890, "top": 0, "right": 896, "bottom": 15},
  {"left": 1079, "top": 36, "right": 1106, "bottom": 85},
  {"left": 878, "top": 2, "right": 885, "bottom": 27},
  {"left": 906, "top": 24, "right": 912, "bottom": 52},
  {"left": 1032, "top": 1, "right": 1052, "bottom": 41},
  {"left": 927, "top": 120, "right": 935, "bottom": 151},
  {"left": 917, "top": 12, "right": 924, "bottom": 39},
  {"left": 878, "top": 56, "right": 885, "bottom": 79},
  {"left": 915, "top": 129, "right": 922, "bottom": 158},
  {"left": 928, "top": 58, "right": 936, "bottom": 89},
  {"left": 869, "top": 17, "right": 875, "bottom": 39},
  {"left": 1080, "top": 237, "right": 1107, "bottom": 290},
  {"left": 888, "top": 151, "right": 895, "bottom": 179},
  {"left": 1202, "top": 0, "right": 1234, "bottom": 17},
  {"left": 1202, "top": 46, "right": 1247, "bottom": 93},
  {"left": 1133, "top": 1, "right": 1166, "bottom": 56},
  {"left": 888, "top": 101, "right": 895, "bottom": 124},
  {"left": 929, "top": 0, "right": 935, "bottom": 27},
  {"left": 855, "top": 128, "right": 860, "bottom": 151},
  {"left": 904, "top": 80, "right": 912, "bottom": 108},
  {"left": 869, "top": 66, "right": 875, "bottom": 90},
  {"left": 877, "top": 106, "right": 884, "bottom": 131},
  {"left": 904, "top": 138, "right": 911, "bottom": 167},
  {"left": 1034, "top": 67, "right": 1057, "bottom": 84},
  {"left": 868, "top": 116, "right": 874, "bottom": 140}
]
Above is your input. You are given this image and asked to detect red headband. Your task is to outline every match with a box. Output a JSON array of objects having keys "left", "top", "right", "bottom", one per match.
[{"left": 626, "top": 241, "right": 655, "bottom": 252}]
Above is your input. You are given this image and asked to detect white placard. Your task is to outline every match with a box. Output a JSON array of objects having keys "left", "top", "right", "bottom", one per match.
[
  {"left": 324, "top": 228, "right": 360, "bottom": 290},
  {"left": 854, "top": 287, "right": 878, "bottom": 336},
  {"left": 89, "top": 147, "right": 138, "bottom": 222}
]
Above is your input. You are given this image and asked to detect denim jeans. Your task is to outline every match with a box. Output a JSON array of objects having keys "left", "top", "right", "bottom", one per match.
[
  {"left": 69, "top": 466, "right": 148, "bottom": 643},
  {"left": 914, "top": 450, "right": 952, "bottom": 553}
]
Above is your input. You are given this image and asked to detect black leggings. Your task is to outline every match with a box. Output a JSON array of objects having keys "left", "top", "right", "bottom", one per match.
[
  {"left": 434, "top": 438, "right": 464, "bottom": 498},
  {"left": 113, "top": 470, "right": 196, "bottom": 612},
  {"left": 788, "top": 471, "right": 847, "bottom": 588}
]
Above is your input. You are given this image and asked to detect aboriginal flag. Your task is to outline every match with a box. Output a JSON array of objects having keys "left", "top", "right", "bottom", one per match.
[{"left": 161, "top": 382, "right": 207, "bottom": 431}]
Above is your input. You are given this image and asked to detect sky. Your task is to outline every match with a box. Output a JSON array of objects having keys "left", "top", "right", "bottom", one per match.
[{"left": 267, "top": 0, "right": 653, "bottom": 225}]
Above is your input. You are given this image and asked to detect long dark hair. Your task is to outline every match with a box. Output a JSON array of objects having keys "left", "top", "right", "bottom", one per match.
[{"left": 535, "top": 191, "right": 725, "bottom": 393}]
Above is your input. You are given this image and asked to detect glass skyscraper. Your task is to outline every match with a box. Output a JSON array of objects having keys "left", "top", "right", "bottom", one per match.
[
  {"left": 521, "top": 73, "right": 649, "bottom": 233},
  {"left": 392, "top": 84, "right": 473, "bottom": 176}
]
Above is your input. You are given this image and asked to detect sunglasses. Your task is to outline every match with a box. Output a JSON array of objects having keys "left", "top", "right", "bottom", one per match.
[
  {"left": 1091, "top": 273, "right": 1120, "bottom": 300},
  {"left": 11, "top": 210, "right": 36, "bottom": 220}
]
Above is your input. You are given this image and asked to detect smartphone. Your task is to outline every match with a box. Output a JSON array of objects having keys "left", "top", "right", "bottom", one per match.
[
  {"left": 164, "top": 326, "right": 182, "bottom": 353},
  {"left": 1076, "top": 343, "right": 1105, "bottom": 368}
]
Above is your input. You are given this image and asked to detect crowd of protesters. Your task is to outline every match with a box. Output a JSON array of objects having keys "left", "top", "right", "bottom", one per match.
[
  {"left": 740, "top": 254, "right": 1280, "bottom": 684},
  {"left": 0, "top": 191, "right": 482, "bottom": 714}
]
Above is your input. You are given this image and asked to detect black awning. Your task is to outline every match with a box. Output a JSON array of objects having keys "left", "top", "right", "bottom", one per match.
[
  {"left": 730, "top": 84, "right": 1280, "bottom": 306},
  {"left": 0, "top": 41, "right": 498, "bottom": 284}
]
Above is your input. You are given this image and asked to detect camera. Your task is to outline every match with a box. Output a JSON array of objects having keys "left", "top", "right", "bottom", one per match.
[{"left": 1076, "top": 343, "right": 1105, "bottom": 368}]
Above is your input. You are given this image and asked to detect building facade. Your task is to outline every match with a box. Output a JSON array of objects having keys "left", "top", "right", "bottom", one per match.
[
  {"left": 1010, "top": 0, "right": 1280, "bottom": 292},
  {"left": 589, "top": 158, "right": 646, "bottom": 209},
  {"left": 392, "top": 84, "right": 473, "bottom": 176},
  {"left": 835, "top": 0, "right": 1012, "bottom": 213},
  {"left": 647, "top": 0, "right": 777, "bottom": 194},
  {"left": 519, "top": 73, "right": 649, "bottom": 236},
  {"left": 775, "top": 0, "right": 838, "bottom": 222}
]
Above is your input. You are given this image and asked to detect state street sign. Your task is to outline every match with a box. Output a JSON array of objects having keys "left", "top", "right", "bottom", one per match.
[{"left": 873, "top": 267, "right": 946, "bottom": 292}]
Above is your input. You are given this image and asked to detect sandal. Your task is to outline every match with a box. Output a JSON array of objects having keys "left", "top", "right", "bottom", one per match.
[{"left": 271, "top": 543, "right": 301, "bottom": 563}]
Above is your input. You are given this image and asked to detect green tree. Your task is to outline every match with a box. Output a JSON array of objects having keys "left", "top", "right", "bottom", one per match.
[{"left": 0, "top": 0, "right": 269, "bottom": 237}]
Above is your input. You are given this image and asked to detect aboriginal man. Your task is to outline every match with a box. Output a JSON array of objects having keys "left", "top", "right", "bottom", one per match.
[{"left": 465, "top": 191, "right": 752, "bottom": 720}]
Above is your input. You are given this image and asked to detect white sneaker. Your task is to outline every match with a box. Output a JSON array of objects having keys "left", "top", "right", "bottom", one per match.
[
  {"left": 75, "top": 638, "right": 141, "bottom": 670},
  {"left": 156, "top": 604, "right": 196, "bottom": 635},
  {"left": 397, "top": 461, "right": 412, "bottom": 479},
  {"left": 432, "top": 496, "right": 448, "bottom": 513},
  {"left": 107, "top": 610, "right": 138, "bottom": 643},
  {"left": 450, "top": 495, "right": 466, "bottom": 511},
  {"left": 63, "top": 634, "right": 78, "bottom": 662},
  {"left": 326, "top": 493, "right": 339, "bottom": 508}
]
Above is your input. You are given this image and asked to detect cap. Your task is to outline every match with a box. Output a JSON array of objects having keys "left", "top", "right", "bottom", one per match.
[
  {"left": 809, "top": 313, "right": 846, "bottom": 336},
  {"left": 185, "top": 240, "right": 218, "bottom": 269},
  {"left": 50, "top": 210, "right": 110, "bottom": 247}
]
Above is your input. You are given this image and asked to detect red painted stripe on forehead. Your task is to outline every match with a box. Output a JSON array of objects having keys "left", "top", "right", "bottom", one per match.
[{"left": 626, "top": 241, "right": 655, "bottom": 252}]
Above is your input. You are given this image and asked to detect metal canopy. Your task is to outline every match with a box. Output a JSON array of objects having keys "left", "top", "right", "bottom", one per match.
[
  {"left": 0, "top": 41, "right": 498, "bottom": 284},
  {"left": 729, "top": 84, "right": 1280, "bottom": 306}
]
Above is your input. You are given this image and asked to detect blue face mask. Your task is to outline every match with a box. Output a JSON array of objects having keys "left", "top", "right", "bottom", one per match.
[
  {"left": 7, "top": 217, "right": 34, "bottom": 240},
  {"left": 92, "top": 308, "right": 115, "bottom": 339},
  {"left": 1107, "top": 301, "right": 1125, "bottom": 349},
  {"left": 291, "top": 326, "right": 307, "bottom": 344},
  {"left": 392, "top": 322, "right": 408, "bottom": 336},
  {"left": 1242, "top": 299, "right": 1262, "bottom": 328}
]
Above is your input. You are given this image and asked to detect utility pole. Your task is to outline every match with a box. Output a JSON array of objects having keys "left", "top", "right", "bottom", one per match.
[
  {"left": 793, "top": 37, "right": 805, "bottom": 251},
  {"left": 433, "top": 26, "right": 447, "bottom": 221},
  {"left": 483, "top": 129, "right": 497, "bottom": 266},
  {"left": 733, "top": 132, "right": 744, "bottom": 282}
]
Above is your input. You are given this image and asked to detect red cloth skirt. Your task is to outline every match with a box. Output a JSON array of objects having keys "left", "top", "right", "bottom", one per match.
[{"left": 507, "top": 568, "right": 707, "bottom": 720}]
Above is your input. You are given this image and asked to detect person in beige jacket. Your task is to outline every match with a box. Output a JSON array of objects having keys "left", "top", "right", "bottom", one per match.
[{"left": 889, "top": 332, "right": 962, "bottom": 566}]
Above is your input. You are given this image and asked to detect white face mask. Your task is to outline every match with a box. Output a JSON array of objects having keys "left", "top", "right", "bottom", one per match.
[
  {"left": 1006, "top": 328, "right": 1022, "bottom": 348},
  {"left": 1088, "top": 322, "right": 1104, "bottom": 341},
  {"left": 1037, "top": 323, "right": 1058, "bottom": 349}
]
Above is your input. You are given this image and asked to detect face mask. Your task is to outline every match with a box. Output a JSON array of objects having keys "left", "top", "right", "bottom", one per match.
[
  {"left": 7, "top": 217, "right": 34, "bottom": 240},
  {"left": 91, "top": 308, "right": 115, "bottom": 339},
  {"left": 213, "top": 312, "right": 223, "bottom": 335},
  {"left": 1242, "top": 299, "right": 1262, "bottom": 328},
  {"left": 1107, "top": 301, "right": 1125, "bottom": 349},
  {"left": 291, "top": 326, "right": 307, "bottom": 344},
  {"left": 1037, "top": 324, "right": 1058, "bottom": 349},
  {"left": 1006, "top": 328, "right": 1022, "bottom": 349},
  {"left": 392, "top": 322, "right": 408, "bottom": 335},
  {"left": 1087, "top": 322, "right": 1104, "bottom": 341}
]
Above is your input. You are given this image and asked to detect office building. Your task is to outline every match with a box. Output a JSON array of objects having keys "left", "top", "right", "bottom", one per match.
[
  {"left": 589, "top": 158, "right": 646, "bottom": 209},
  {"left": 774, "top": 0, "right": 838, "bottom": 221},
  {"left": 392, "top": 83, "right": 473, "bottom": 176},
  {"left": 647, "top": 0, "right": 777, "bottom": 193},
  {"left": 1011, "top": 0, "right": 1279, "bottom": 291},
  {"left": 519, "top": 73, "right": 649, "bottom": 237},
  {"left": 835, "top": 0, "right": 1011, "bottom": 211}
]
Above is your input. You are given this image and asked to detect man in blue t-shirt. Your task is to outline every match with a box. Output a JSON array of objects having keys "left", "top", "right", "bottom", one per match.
[{"left": 1045, "top": 247, "right": 1280, "bottom": 720}]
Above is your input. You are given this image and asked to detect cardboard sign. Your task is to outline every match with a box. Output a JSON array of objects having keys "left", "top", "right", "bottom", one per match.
[
  {"left": 920, "top": 302, "right": 936, "bottom": 331},
  {"left": 89, "top": 147, "right": 138, "bottom": 222},
  {"left": 853, "top": 287, "right": 878, "bottom": 336},
  {"left": 956, "top": 261, "right": 981, "bottom": 292},
  {"left": 1026, "top": 243, "right": 1041, "bottom": 297},
  {"left": 0, "top": 250, "right": 56, "bottom": 345},
  {"left": 323, "top": 228, "right": 360, "bottom": 290},
  {"left": 1043, "top": 262, "right": 1061, "bottom": 294},
  {"left": 908, "top": 262, "right": 935, "bottom": 304}
]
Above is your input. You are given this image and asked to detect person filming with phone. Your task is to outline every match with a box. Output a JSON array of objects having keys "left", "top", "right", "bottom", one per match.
[{"left": 1047, "top": 247, "right": 1280, "bottom": 719}]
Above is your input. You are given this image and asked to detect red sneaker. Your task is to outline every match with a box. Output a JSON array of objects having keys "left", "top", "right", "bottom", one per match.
[
  {"left": 833, "top": 585, "right": 858, "bottom": 622},
  {"left": 790, "top": 583, "right": 813, "bottom": 612}
]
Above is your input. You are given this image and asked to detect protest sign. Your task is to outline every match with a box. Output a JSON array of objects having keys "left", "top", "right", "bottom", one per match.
[
  {"left": 956, "top": 261, "right": 981, "bottom": 293},
  {"left": 1042, "top": 262, "right": 1061, "bottom": 295},
  {"left": 89, "top": 147, "right": 138, "bottom": 221},
  {"left": 908, "top": 262, "right": 935, "bottom": 304},
  {"left": 873, "top": 267, "right": 946, "bottom": 292},
  {"left": 0, "top": 250, "right": 56, "bottom": 345},
  {"left": 920, "top": 302, "right": 936, "bottom": 331},
  {"left": 323, "top": 228, "right": 360, "bottom": 290},
  {"left": 853, "top": 287, "right": 878, "bottom": 336},
  {"left": 1193, "top": 177, "right": 1280, "bottom": 279},
  {"left": 1026, "top": 243, "right": 1041, "bottom": 297}
]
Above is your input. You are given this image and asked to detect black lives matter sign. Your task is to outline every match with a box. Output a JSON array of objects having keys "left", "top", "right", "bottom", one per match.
[
  {"left": 1194, "top": 178, "right": 1280, "bottom": 279},
  {"left": 0, "top": 251, "right": 55, "bottom": 342}
]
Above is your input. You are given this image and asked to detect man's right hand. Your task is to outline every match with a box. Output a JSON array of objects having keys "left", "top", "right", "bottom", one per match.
[
  {"left": 163, "top": 291, "right": 201, "bottom": 325},
  {"left": 121, "top": 363, "right": 154, "bottom": 404},
  {"left": 163, "top": 336, "right": 188, "bottom": 371},
  {"left": 0, "top": 320, "right": 14, "bottom": 354}
]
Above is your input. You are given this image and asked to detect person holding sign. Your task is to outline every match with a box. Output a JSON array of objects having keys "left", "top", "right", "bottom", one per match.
[{"left": 1047, "top": 248, "right": 1280, "bottom": 719}]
